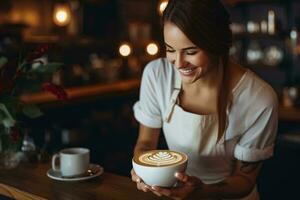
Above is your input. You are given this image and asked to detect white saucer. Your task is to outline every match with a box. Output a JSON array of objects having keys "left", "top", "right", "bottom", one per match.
[{"left": 47, "top": 164, "right": 104, "bottom": 182}]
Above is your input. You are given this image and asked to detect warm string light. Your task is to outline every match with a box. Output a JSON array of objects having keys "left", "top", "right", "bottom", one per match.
[
  {"left": 158, "top": 0, "right": 168, "bottom": 15},
  {"left": 56, "top": 11, "right": 68, "bottom": 23},
  {"left": 146, "top": 43, "right": 159, "bottom": 56},
  {"left": 53, "top": 4, "right": 71, "bottom": 26},
  {"left": 119, "top": 43, "right": 132, "bottom": 57}
]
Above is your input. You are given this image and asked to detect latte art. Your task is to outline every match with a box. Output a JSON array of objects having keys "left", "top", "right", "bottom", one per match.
[{"left": 138, "top": 151, "right": 186, "bottom": 166}]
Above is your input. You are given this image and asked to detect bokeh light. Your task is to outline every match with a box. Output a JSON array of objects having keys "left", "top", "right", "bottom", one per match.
[
  {"left": 53, "top": 4, "right": 71, "bottom": 26},
  {"left": 158, "top": 0, "right": 168, "bottom": 16},
  {"left": 146, "top": 43, "right": 159, "bottom": 56},
  {"left": 119, "top": 43, "right": 132, "bottom": 57}
]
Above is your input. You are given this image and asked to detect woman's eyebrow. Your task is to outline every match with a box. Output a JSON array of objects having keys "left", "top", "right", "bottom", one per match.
[
  {"left": 165, "top": 43, "right": 174, "bottom": 49},
  {"left": 165, "top": 43, "right": 198, "bottom": 50}
]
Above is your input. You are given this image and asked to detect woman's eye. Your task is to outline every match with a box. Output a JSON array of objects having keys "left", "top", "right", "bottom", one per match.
[
  {"left": 186, "top": 51, "right": 197, "bottom": 55},
  {"left": 166, "top": 49, "right": 175, "bottom": 53}
]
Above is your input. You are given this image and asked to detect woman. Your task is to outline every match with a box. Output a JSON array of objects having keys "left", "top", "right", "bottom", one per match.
[{"left": 131, "top": 0, "right": 278, "bottom": 199}]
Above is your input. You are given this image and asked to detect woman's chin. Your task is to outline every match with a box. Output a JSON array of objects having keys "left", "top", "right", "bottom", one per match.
[{"left": 181, "top": 76, "right": 197, "bottom": 84}]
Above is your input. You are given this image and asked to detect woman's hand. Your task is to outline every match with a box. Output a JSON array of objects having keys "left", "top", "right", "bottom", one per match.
[
  {"left": 131, "top": 169, "right": 151, "bottom": 192},
  {"left": 149, "top": 172, "right": 203, "bottom": 200},
  {"left": 131, "top": 169, "right": 170, "bottom": 196}
]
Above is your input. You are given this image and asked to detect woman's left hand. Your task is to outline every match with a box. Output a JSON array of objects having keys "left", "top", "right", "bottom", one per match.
[{"left": 149, "top": 172, "right": 203, "bottom": 200}]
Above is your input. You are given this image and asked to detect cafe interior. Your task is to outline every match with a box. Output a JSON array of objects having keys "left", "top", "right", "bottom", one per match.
[{"left": 1, "top": 0, "right": 300, "bottom": 199}]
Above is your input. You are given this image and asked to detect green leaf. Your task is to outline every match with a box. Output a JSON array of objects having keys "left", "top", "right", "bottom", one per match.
[
  {"left": 2, "top": 118, "right": 15, "bottom": 128},
  {"left": 30, "top": 62, "right": 64, "bottom": 74},
  {"left": 22, "top": 105, "right": 43, "bottom": 119},
  {"left": 0, "top": 57, "right": 8, "bottom": 69},
  {"left": 0, "top": 95, "right": 18, "bottom": 118},
  {"left": 0, "top": 109, "right": 6, "bottom": 121},
  {"left": 0, "top": 103, "right": 16, "bottom": 128}
]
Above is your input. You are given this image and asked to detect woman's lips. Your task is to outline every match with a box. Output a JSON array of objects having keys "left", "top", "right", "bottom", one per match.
[{"left": 178, "top": 67, "right": 197, "bottom": 76}]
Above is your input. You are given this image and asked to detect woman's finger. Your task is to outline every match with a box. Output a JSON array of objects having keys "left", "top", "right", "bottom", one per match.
[
  {"left": 148, "top": 186, "right": 164, "bottom": 197},
  {"left": 136, "top": 182, "right": 142, "bottom": 190},
  {"left": 175, "top": 173, "right": 202, "bottom": 187},
  {"left": 151, "top": 190, "right": 163, "bottom": 197},
  {"left": 151, "top": 186, "right": 172, "bottom": 197},
  {"left": 132, "top": 175, "right": 141, "bottom": 183},
  {"left": 175, "top": 172, "right": 188, "bottom": 182},
  {"left": 139, "top": 182, "right": 150, "bottom": 192},
  {"left": 131, "top": 169, "right": 141, "bottom": 183}
]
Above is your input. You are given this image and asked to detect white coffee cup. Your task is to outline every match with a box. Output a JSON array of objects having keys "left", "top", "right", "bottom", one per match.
[
  {"left": 132, "top": 150, "right": 188, "bottom": 187},
  {"left": 52, "top": 147, "right": 90, "bottom": 177}
]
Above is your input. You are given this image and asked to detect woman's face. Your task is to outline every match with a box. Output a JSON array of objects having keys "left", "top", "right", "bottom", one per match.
[{"left": 164, "top": 22, "right": 215, "bottom": 84}]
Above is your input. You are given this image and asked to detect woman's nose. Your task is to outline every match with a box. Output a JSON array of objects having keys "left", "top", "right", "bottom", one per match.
[{"left": 173, "top": 53, "right": 186, "bottom": 68}]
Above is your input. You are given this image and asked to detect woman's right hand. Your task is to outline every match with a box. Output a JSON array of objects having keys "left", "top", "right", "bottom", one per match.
[{"left": 131, "top": 169, "right": 152, "bottom": 193}]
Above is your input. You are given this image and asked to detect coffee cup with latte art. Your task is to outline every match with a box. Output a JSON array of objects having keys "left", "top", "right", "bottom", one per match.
[{"left": 132, "top": 150, "right": 188, "bottom": 187}]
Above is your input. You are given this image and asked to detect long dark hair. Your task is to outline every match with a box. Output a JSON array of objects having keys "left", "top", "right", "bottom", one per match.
[{"left": 163, "top": 0, "right": 232, "bottom": 141}]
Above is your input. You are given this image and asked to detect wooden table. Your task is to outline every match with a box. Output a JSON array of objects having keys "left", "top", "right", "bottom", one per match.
[{"left": 0, "top": 163, "right": 168, "bottom": 200}]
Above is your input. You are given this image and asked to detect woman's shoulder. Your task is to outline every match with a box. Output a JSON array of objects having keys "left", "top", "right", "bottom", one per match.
[
  {"left": 143, "top": 57, "right": 174, "bottom": 81},
  {"left": 247, "top": 70, "right": 278, "bottom": 107},
  {"left": 232, "top": 69, "right": 278, "bottom": 110},
  {"left": 144, "top": 57, "right": 173, "bottom": 74},
  {"left": 140, "top": 58, "right": 175, "bottom": 109}
]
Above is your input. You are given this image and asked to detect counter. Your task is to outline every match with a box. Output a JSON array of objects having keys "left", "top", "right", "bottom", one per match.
[{"left": 0, "top": 163, "right": 168, "bottom": 200}]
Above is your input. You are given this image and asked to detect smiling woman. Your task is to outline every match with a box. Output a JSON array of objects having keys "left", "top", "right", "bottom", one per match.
[{"left": 131, "top": 0, "right": 278, "bottom": 200}]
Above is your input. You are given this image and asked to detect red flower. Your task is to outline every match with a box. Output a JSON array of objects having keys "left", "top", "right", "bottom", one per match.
[
  {"left": 25, "top": 44, "right": 50, "bottom": 63},
  {"left": 9, "top": 127, "right": 21, "bottom": 142},
  {"left": 42, "top": 82, "right": 68, "bottom": 100}
]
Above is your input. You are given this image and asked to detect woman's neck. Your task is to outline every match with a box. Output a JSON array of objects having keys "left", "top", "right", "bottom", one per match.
[{"left": 179, "top": 65, "right": 220, "bottom": 115}]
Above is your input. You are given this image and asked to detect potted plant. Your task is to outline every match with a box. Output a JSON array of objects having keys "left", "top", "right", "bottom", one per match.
[{"left": 0, "top": 44, "right": 67, "bottom": 169}]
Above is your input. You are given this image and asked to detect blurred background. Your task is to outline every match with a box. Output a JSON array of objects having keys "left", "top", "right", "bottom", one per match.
[{"left": 1, "top": 0, "right": 300, "bottom": 199}]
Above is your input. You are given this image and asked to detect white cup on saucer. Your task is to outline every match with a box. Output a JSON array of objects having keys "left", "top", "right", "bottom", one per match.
[{"left": 52, "top": 147, "right": 90, "bottom": 177}]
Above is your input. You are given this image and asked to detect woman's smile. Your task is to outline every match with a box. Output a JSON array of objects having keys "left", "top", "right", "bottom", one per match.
[{"left": 178, "top": 67, "right": 197, "bottom": 76}]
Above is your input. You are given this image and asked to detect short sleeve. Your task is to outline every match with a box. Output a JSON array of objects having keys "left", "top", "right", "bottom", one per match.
[
  {"left": 234, "top": 92, "right": 278, "bottom": 162},
  {"left": 133, "top": 61, "right": 162, "bottom": 128}
]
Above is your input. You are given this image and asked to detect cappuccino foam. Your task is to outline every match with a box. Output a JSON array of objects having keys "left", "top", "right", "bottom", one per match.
[{"left": 134, "top": 150, "right": 187, "bottom": 167}]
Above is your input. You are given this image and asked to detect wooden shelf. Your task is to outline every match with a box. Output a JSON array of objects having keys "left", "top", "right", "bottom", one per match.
[
  {"left": 20, "top": 78, "right": 300, "bottom": 122},
  {"left": 20, "top": 78, "right": 141, "bottom": 105}
]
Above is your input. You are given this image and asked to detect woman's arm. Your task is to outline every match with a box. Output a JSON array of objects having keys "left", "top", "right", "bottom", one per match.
[
  {"left": 134, "top": 124, "right": 161, "bottom": 156},
  {"left": 193, "top": 160, "right": 262, "bottom": 199},
  {"left": 131, "top": 124, "right": 162, "bottom": 193},
  {"left": 149, "top": 159, "right": 262, "bottom": 200}
]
